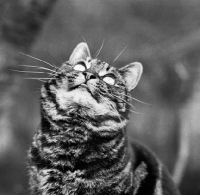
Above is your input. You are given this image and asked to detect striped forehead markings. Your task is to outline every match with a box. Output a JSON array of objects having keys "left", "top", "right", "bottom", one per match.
[
  {"left": 98, "top": 62, "right": 110, "bottom": 77},
  {"left": 85, "top": 57, "right": 92, "bottom": 69}
]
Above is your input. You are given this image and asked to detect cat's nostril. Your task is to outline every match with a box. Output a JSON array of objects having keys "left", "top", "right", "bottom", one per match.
[
  {"left": 89, "top": 75, "right": 96, "bottom": 80},
  {"left": 83, "top": 72, "right": 96, "bottom": 80}
]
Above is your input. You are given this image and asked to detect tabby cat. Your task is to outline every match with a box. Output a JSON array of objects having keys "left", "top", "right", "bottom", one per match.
[{"left": 28, "top": 42, "right": 180, "bottom": 195}]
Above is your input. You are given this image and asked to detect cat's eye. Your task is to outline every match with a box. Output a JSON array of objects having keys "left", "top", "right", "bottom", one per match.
[
  {"left": 73, "top": 62, "right": 86, "bottom": 72},
  {"left": 103, "top": 76, "right": 115, "bottom": 85}
]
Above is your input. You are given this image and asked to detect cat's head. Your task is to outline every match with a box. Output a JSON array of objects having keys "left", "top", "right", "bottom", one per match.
[{"left": 41, "top": 42, "right": 142, "bottom": 123}]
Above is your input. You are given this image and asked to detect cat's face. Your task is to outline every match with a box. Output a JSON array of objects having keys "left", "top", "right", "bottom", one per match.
[{"left": 41, "top": 43, "right": 143, "bottom": 121}]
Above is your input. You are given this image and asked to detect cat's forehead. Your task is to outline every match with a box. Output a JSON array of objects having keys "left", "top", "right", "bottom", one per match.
[
  {"left": 90, "top": 58, "right": 115, "bottom": 73},
  {"left": 91, "top": 59, "right": 108, "bottom": 70}
]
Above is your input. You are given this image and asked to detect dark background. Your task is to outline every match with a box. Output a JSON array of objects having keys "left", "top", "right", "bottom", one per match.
[{"left": 0, "top": 0, "right": 200, "bottom": 194}]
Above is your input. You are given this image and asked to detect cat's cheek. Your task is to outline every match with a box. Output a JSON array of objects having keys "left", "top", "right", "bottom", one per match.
[
  {"left": 58, "top": 79, "right": 69, "bottom": 91},
  {"left": 70, "top": 73, "right": 86, "bottom": 89},
  {"left": 87, "top": 79, "right": 99, "bottom": 96}
]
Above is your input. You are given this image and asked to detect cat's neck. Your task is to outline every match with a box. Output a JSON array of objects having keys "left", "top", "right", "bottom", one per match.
[{"left": 39, "top": 111, "right": 132, "bottom": 174}]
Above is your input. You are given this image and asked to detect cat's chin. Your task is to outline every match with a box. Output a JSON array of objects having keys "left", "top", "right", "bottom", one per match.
[
  {"left": 56, "top": 87, "right": 97, "bottom": 109},
  {"left": 56, "top": 87, "right": 112, "bottom": 117}
]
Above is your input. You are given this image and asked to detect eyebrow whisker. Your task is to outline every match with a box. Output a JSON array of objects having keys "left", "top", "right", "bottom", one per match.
[
  {"left": 95, "top": 39, "right": 105, "bottom": 58},
  {"left": 111, "top": 44, "right": 129, "bottom": 64}
]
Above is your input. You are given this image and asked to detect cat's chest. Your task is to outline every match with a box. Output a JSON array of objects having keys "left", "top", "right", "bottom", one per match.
[
  {"left": 39, "top": 169, "right": 107, "bottom": 195},
  {"left": 62, "top": 171, "right": 103, "bottom": 195},
  {"left": 38, "top": 161, "right": 134, "bottom": 195},
  {"left": 62, "top": 170, "right": 96, "bottom": 194}
]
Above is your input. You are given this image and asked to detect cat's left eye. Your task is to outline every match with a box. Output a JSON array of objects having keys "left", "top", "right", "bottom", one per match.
[
  {"left": 73, "top": 63, "right": 86, "bottom": 72},
  {"left": 103, "top": 76, "right": 115, "bottom": 85}
]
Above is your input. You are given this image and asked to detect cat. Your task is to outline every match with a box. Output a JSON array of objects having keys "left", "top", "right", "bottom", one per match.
[{"left": 28, "top": 42, "right": 180, "bottom": 195}]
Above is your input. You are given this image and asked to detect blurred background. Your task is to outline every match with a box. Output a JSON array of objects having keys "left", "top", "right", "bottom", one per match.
[{"left": 0, "top": 0, "right": 200, "bottom": 194}]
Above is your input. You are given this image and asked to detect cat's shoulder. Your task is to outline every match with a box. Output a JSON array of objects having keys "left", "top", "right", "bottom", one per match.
[
  {"left": 129, "top": 139, "right": 160, "bottom": 169},
  {"left": 129, "top": 139, "right": 180, "bottom": 195}
]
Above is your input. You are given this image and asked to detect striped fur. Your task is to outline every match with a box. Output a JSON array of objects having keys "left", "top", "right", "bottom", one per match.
[{"left": 28, "top": 43, "right": 180, "bottom": 195}]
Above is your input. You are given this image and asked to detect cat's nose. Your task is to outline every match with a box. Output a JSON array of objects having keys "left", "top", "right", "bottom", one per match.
[{"left": 83, "top": 72, "right": 96, "bottom": 81}]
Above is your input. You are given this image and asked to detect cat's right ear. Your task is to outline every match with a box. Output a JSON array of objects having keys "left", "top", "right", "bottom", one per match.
[
  {"left": 119, "top": 62, "right": 143, "bottom": 92},
  {"left": 69, "top": 42, "right": 91, "bottom": 64}
]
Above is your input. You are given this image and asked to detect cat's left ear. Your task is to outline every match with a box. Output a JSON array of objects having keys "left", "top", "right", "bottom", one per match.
[
  {"left": 119, "top": 62, "right": 143, "bottom": 92},
  {"left": 69, "top": 42, "right": 91, "bottom": 64}
]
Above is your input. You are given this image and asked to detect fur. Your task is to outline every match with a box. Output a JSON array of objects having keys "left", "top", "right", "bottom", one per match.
[{"left": 28, "top": 42, "right": 180, "bottom": 195}]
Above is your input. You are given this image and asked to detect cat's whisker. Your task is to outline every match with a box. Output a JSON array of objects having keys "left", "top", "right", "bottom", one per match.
[
  {"left": 111, "top": 44, "right": 129, "bottom": 64},
  {"left": 23, "top": 78, "right": 53, "bottom": 82},
  {"left": 111, "top": 93, "right": 136, "bottom": 110},
  {"left": 100, "top": 95, "right": 123, "bottom": 122},
  {"left": 19, "top": 65, "right": 57, "bottom": 73},
  {"left": 24, "top": 77, "right": 53, "bottom": 80},
  {"left": 25, "top": 78, "right": 46, "bottom": 82},
  {"left": 20, "top": 52, "right": 60, "bottom": 70},
  {"left": 127, "top": 108, "right": 143, "bottom": 115},
  {"left": 33, "top": 87, "right": 43, "bottom": 94},
  {"left": 10, "top": 69, "right": 53, "bottom": 75},
  {"left": 33, "top": 90, "right": 41, "bottom": 94},
  {"left": 36, "top": 79, "right": 46, "bottom": 83},
  {"left": 43, "top": 49, "right": 61, "bottom": 65},
  {"left": 119, "top": 93, "right": 151, "bottom": 105},
  {"left": 34, "top": 88, "right": 52, "bottom": 94},
  {"left": 100, "top": 95, "right": 115, "bottom": 112},
  {"left": 81, "top": 35, "right": 88, "bottom": 45},
  {"left": 130, "top": 97, "right": 151, "bottom": 106},
  {"left": 95, "top": 39, "right": 105, "bottom": 58},
  {"left": 86, "top": 86, "right": 118, "bottom": 117}
]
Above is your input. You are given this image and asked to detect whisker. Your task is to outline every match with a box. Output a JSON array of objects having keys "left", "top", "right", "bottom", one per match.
[
  {"left": 33, "top": 90, "right": 41, "bottom": 94},
  {"left": 10, "top": 69, "right": 53, "bottom": 75},
  {"left": 23, "top": 77, "right": 54, "bottom": 81},
  {"left": 20, "top": 52, "right": 59, "bottom": 70},
  {"left": 119, "top": 93, "right": 151, "bottom": 105},
  {"left": 111, "top": 44, "right": 129, "bottom": 64},
  {"left": 127, "top": 108, "right": 143, "bottom": 115},
  {"left": 100, "top": 95, "right": 122, "bottom": 122},
  {"left": 33, "top": 87, "right": 42, "bottom": 93},
  {"left": 19, "top": 65, "right": 57, "bottom": 73},
  {"left": 100, "top": 95, "right": 115, "bottom": 111},
  {"left": 95, "top": 39, "right": 105, "bottom": 58},
  {"left": 130, "top": 97, "right": 151, "bottom": 106},
  {"left": 78, "top": 32, "right": 89, "bottom": 48},
  {"left": 34, "top": 88, "right": 52, "bottom": 94},
  {"left": 86, "top": 86, "right": 117, "bottom": 117},
  {"left": 111, "top": 93, "right": 136, "bottom": 110},
  {"left": 81, "top": 35, "right": 88, "bottom": 44},
  {"left": 43, "top": 49, "right": 61, "bottom": 65},
  {"left": 23, "top": 78, "right": 46, "bottom": 82}
]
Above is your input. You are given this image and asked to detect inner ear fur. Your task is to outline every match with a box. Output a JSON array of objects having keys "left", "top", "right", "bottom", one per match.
[
  {"left": 119, "top": 62, "right": 143, "bottom": 92},
  {"left": 69, "top": 42, "right": 91, "bottom": 64}
]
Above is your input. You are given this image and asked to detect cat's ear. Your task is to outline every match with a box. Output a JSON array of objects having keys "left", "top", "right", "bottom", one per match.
[
  {"left": 119, "top": 62, "right": 143, "bottom": 92},
  {"left": 69, "top": 42, "right": 91, "bottom": 64}
]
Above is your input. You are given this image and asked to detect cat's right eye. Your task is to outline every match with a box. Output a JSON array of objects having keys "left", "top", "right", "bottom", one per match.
[
  {"left": 73, "top": 62, "right": 86, "bottom": 72},
  {"left": 103, "top": 75, "right": 115, "bottom": 85}
]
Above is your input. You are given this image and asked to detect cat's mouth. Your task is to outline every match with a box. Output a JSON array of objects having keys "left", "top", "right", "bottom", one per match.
[
  {"left": 70, "top": 84, "right": 95, "bottom": 98},
  {"left": 70, "top": 83, "right": 88, "bottom": 91}
]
